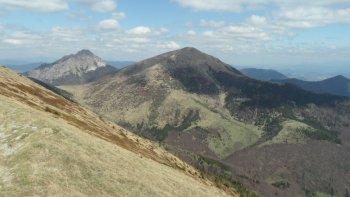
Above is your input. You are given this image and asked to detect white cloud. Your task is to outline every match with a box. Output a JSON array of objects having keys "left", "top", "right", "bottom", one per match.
[
  {"left": 160, "top": 27, "right": 169, "bottom": 33},
  {"left": 187, "top": 30, "right": 196, "bottom": 36},
  {"left": 127, "top": 26, "right": 152, "bottom": 35},
  {"left": 0, "top": 0, "right": 68, "bottom": 12},
  {"left": 50, "top": 26, "right": 82, "bottom": 42},
  {"left": 72, "top": 0, "right": 116, "bottom": 12},
  {"left": 0, "top": 0, "right": 118, "bottom": 13},
  {"left": 112, "top": 12, "right": 126, "bottom": 20},
  {"left": 0, "top": 24, "right": 177, "bottom": 61},
  {"left": 280, "top": 7, "right": 350, "bottom": 28},
  {"left": 223, "top": 26, "right": 257, "bottom": 34},
  {"left": 174, "top": 0, "right": 350, "bottom": 12},
  {"left": 2, "top": 31, "right": 42, "bottom": 45},
  {"left": 216, "top": 25, "right": 271, "bottom": 40},
  {"left": 160, "top": 41, "right": 180, "bottom": 50},
  {"left": 65, "top": 9, "right": 91, "bottom": 20},
  {"left": 154, "top": 27, "right": 168, "bottom": 35},
  {"left": 132, "top": 37, "right": 150, "bottom": 43},
  {"left": 125, "top": 37, "right": 150, "bottom": 44},
  {"left": 203, "top": 31, "right": 214, "bottom": 37},
  {"left": 249, "top": 15, "right": 267, "bottom": 25},
  {"left": 3, "top": 38, "right": 22, "bottom": 45},
  {"left": 91, "top": 0, "right": 116, "bottom": 12},
  {"left": 98, "top": 19, "right": 119, "bottom": 30},
  {"left": 97, "top": 12, "right": 125, "bottom": 31},
  {"left": 174, "top": 0, "right": 243, "bottom": 12},
  {"left": 200, "top": 19, "right": 226, "bottom": 28}
]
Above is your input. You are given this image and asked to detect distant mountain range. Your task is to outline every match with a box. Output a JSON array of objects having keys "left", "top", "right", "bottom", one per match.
[
  {"left": 277, "top": 75, "right": 350, "bottom": 97},
  {"left": 240, "top": 68, "right": 288, "bottom": 80},
  {"left": 240, "top": 68, "right": 350, "bottom": 97},
  {"left": 59, "top": 47, "right": 350, "bottom": 197},
  {"left": 25, "top": 50, "right": 118, "bottom": 85},
  {"left": 106, "top": 60, "right": 136, "bottom": 68},
  {"left": 5, "top": 62, "right": 45, "bottom": 73}
]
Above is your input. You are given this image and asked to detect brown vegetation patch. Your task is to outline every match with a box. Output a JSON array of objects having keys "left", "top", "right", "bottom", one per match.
[
  {"left": 225, "top": 139, "right": 350, "bottom": 197},
  {"left": 165, "top": 127, "right": 218, "bottom": 159}
]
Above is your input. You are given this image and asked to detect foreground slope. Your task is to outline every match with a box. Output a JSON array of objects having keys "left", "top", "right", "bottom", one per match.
[
  {"left": 0, "top": 66, "right": 232, "bottom": 196},
  {"left": 60, "top": 48, "right": 350, "bottom": 196},
  {"left": 26, "top": 50, "right": 117, "bottom": 85}
]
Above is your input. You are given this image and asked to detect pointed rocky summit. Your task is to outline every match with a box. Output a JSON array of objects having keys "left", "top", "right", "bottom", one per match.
[{"left": 26, "top": 49, "right": 117, "bottom": 85}]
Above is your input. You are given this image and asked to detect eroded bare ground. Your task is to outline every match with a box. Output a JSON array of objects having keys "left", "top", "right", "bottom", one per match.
[{"left": 0, "top": 66, "right": 236, "bottom": 196}]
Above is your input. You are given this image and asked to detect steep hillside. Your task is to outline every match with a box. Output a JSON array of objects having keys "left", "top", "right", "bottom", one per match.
[
  {"left": 60, "top": 47, "right": 264, "bottom": 159},
  {"left": 60, "top": 47, "right": 350, "bottom": 196},
  {"left": 26, "top": 50, "right": 117, "bottom": 85},
  {"left": 0, "top": 66, "right": 233, "bottom": 196},
  {"left": 240, "top": 68, "right": 288, "bottom": 81},
  {"left": 277, "top": 75, "right": 350, "bottom": 97}
]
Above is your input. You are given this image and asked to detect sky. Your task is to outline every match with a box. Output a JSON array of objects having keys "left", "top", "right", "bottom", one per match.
[{"left": 0, "top": 0, "right": 350, "bottom": 70}]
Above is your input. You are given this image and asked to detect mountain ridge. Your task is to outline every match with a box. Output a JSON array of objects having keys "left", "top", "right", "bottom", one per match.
[
  {"left": 277, "top": 75, "right": 350, "bottom": 97},
  {"left": 119, "top": 47, "right": 241, "bottom": 76}
]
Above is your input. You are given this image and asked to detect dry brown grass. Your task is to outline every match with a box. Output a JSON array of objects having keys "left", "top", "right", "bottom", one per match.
[{"left": 0, "top": 66, "right": 236, "bottom": 196}]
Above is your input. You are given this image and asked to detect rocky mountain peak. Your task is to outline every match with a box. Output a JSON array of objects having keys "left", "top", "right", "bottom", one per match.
[
  {"left": 25, "top": 49, "right": 117, "bottom": 85},
  {"left": 76, "top": 49, "right": 94, "bottom": 56}
]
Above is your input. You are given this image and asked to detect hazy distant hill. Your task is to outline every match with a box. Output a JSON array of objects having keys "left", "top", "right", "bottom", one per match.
[
  {"left": 277, "top": 75, "right": 350, "bottom": 97},
  {"left": 106, "top": 60, "right": 136, "bottom": 68},
  {"left": 5, "top": 62, "right": 45, "bottom": 73},
  {"left": 25, "top": 50, "right": 117, "bottom": 85},
  {"left": 60, "top": 47, "right": 350, "bottom": 197},
  {"left": 240, "top": 68, "right": 288, "bottom": 80},
  {"left": 243, "top": 68, "right": 350, "bottom": 97},
  {"left": 0, "top": 65, "right": 233, "bottom": 196}
]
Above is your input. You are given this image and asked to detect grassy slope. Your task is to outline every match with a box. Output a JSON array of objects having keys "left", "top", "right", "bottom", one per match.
[
  {"left": 59, "top": 75, "right": 338, "bottom": 160},
  {"left": 160, "top": 90, "right": 262, "bottom": 159},
  {"left": 61, "top": 75, "right": 336, "bottom": 158},
  {"left": 261, "top": 120, "right": 314, "bottom": 146},
  {"left": 0, "top": 96, "right": 228, "bottom": 196},
  {"left": 0, "top": 66, "right": 233, "bottom": 197},
  {"left": 60, "top": 83, "right": 263, "bottom": 159}
]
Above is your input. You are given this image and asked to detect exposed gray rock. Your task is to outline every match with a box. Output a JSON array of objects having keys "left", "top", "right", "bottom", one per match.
[{"left": 26, "top": 49, "right": 117, "bottom": 85}]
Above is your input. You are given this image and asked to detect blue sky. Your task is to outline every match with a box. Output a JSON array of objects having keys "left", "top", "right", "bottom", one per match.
[{"left": 0, "top": 0, "right": 350, "bottom": 70}]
